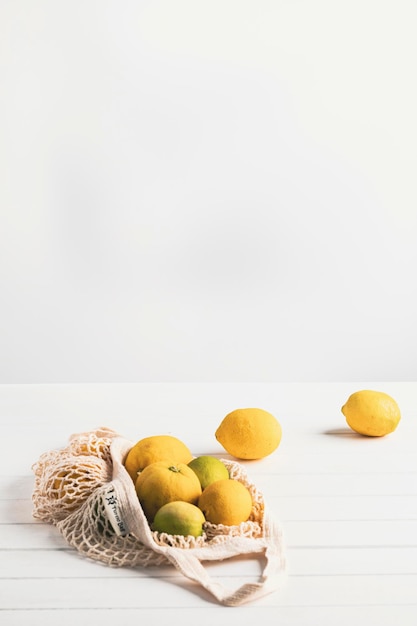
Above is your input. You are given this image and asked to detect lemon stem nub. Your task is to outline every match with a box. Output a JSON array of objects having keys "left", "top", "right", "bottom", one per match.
[{"left": 168, "top": 466, "right": 180, "bottom": 472}]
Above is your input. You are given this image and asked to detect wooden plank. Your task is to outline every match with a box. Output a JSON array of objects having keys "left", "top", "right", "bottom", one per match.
[
  {"left": 0, "top": 523, "right": 68, "bottom": 550},
  {"left": 1, "top": 606, "right": 417, "bottom": 626},
  {"left": 289, "top": 546, "right": 417, "bottom": 576},
  {"left": 2, "top": 546, "right": 417, "bottom": 579},
  {"left": 0, "top": 475, "right": 34, "bottom": 499},
  {"left": 270, "top": 494, "right": 417, "bottom": 521},
  {"left": 0, "top": 499, "right": 41, "bottom": 524},
  {"left": 1, "top": 574, "right": 417, "bottom": 610},
  {"left": 283, "top": 519, "right": 417, "bottom": 548},
  {"left": 254, "top": 471, "right": 417, "bottom": 497}
]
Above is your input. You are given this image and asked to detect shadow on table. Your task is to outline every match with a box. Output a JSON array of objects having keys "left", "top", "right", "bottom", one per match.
[{"left": 322, "top": 427, "right": 364, "bottom": 438}]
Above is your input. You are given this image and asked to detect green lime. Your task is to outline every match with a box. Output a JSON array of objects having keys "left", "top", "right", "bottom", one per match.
[
  {"left": 188, "top": 455, "right": 229, "bottom": 490},
  {"left": 151, "top": 501, "right": 206, "bottom": 537}
]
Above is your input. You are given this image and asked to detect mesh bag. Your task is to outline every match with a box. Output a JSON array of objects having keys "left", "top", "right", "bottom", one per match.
[{"left": 32, "top": 428, "right": 286, "bottom": 606}]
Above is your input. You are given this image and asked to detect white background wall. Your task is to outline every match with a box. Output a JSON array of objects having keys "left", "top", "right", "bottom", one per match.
[{"left": 1, "top": 0, "right": 416, "bottom": 383}]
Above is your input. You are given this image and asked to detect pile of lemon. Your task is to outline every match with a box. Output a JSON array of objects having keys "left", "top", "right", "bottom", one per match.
[
  {"left": 124, "top": 407, "right": 281, "bottom": 537},
  {"left": 123, "top": 391, "right": 402, "bottom": 538}
]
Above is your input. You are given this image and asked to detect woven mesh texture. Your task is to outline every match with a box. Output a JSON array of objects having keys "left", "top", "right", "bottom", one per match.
[
  {"left": 32, "top": 428, "right": 117, "bottom": 523},
  {"left": 56, "top": 481, "right": 169, "bottom": 567},
  {"left": 67, "top": 427, "right": 118, "bottom": 463},
  {"left": 32, "top": 429, "right": 274, "bottom": 568}
]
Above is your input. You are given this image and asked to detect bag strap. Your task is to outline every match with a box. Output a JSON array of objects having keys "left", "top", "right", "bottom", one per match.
[{"left": 162, "top": 509, "right": 286, "bottom": 606}]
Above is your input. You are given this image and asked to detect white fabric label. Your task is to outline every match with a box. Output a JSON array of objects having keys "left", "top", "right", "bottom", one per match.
[{"left": 102, "top": 486, "right": 128, "bottom": 536}]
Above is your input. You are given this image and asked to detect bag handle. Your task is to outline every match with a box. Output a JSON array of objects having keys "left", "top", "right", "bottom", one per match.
[{"left": 162, "top": 509, "right": 286, "bottom": 606}]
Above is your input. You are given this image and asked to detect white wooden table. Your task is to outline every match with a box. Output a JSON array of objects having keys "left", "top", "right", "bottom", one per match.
[{"left": 1, "top": 383, "right": 416, "bottom": 625}]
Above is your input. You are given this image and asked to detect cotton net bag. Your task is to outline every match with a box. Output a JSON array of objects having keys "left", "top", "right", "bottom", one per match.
[{"left": 32, "top": 427, "right": 286, "bottom": 606}]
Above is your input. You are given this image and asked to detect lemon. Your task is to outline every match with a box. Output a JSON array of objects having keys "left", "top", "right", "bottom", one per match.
[
  {"left": 342, "top": 389, "right": 401, "bottom": 437},
  {"left": 215, "top": 407, "right": 282, "bottom": 460},
  {"left": 188, "top": 456, "right": 229, "bottom": 490},
  {"left": 135, "top": 461, "right": 202, "bottom": 522},
  {"left": 198, "top": 478, "right": 253, "bottom": 526},
  {"left": 124, "top": 435, "right": 193, "bottom": 483},
  {"left": 152, "top": 501, "right": 206, "bottom": 537}
]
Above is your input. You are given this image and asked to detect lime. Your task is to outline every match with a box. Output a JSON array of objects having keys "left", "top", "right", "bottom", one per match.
[
  {"left": 188, "top": 456, "right": 229, "bottom": 490},
  {"left": 152, "top": 501, "right": 206, "bottom": 537}
]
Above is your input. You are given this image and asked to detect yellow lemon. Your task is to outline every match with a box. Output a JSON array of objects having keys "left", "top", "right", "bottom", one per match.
[
  {"left": 188, "top": 456, "right": 229, "bottom": 490},
  {"left": 152, "top": 501, "right": 206, "bottom": 537},
  {"left": 135, "top": 461, "right": 202, "bottom": 522},
  {"left": 342, "top": 389, "right": 401, "bottom": 437},
  {"left": 198, "top": 478, "right": 253, "bottom": 525},
  {"left": 215, "top": 407, "right": 282, "bottom": 460},
  {"left": 124, "top": 435, "right": 193, "bottom": 483}
]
